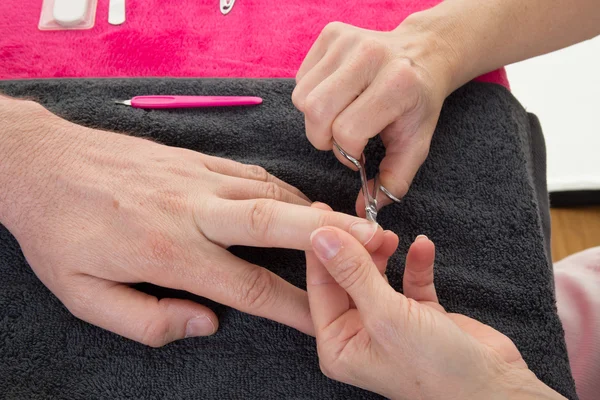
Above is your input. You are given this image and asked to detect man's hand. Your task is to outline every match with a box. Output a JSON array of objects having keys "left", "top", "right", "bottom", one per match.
[{"left": 0, "top": 99, "right": 389, "bottom": 346}]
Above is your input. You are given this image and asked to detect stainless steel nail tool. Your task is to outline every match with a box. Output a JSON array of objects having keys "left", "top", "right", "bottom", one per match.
[
  {"left": 333, "top": 141, "right": 379, "bottom": 222},
  {"left": 333, "top": 141, "right": 401, "bottom": 223}
]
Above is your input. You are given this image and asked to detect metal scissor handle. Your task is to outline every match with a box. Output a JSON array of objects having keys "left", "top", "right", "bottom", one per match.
[
  {"left": 333, "top": 142, "right": 376, "bottom": 222},
  {"left": 333, "top": 141, "right": 401, "bottom": 223}
]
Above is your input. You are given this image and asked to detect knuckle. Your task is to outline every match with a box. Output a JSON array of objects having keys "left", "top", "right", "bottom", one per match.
[
  {"left": 246, "top": 199, "right": 277, "bottom": 243},
  {"left": 386, "top": 58, "right": 420, "bottom": 89},
  {"left": 332, "top": 116, "right": 358, "bottom": 144},
  {"left": 237, "top": 267, "right": 275, "bottom": 309},
  {"left": 334, "top": 254, "right": 372, "bottom": 291},
  {"left": 246, "top": 164, "right": 270, "bottom": 182},
  {"left": 139, "top": 318, "right": 170, "bottom": 348},
  {"left": 315, "top": 211, "right": 332, "bottom": 230},
  {"left": 262, "top": 182, "right": 282, "bottom": 201},
  {"left": 291, "top": 87, "right": 304, "bottom": 109},
  {"left": 331, "top": 115, "right": 348, "bottom": 138},
  {"left": 357, "top": 38, "right": 386, "bottom": 60},
  {"left": 306, "top": 129, "right": 333, "bottom": 151},
  {"left": 303, "top": 93, "right": 328, "bottom": 123},
  {"left": 321, "top": 21, "right": 345, "bottom": 39},
  {"left": 219, "top": 158, "right": 244, "bottom": 174}
]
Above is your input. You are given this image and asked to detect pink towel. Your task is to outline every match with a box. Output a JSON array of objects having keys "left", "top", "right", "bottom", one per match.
[{"left": 0, "top": 0, "right": 507, "bottom": 86}]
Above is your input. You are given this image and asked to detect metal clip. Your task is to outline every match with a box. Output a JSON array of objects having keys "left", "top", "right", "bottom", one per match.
[{"left": 220, "top": 0, "right": 235, "bottom": 15}]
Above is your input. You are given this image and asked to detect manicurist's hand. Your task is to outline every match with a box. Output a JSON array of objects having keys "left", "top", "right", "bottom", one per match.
[
  {"left": 293, "top": 19, "right": 454, "bottom": 212},
  {"left": 0, "top": 97, "right": 390, "bottom": 346},
  {"left": 306, "top": 205, "right": 566, "bottom": 399},
  {"left": 294, "top": 0, "right": 600, "bottom": 214}
]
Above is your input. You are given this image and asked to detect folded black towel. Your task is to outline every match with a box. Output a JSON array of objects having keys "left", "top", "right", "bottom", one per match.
[{"left": 0, "top": 79, "right": 577, "bottom": 399}]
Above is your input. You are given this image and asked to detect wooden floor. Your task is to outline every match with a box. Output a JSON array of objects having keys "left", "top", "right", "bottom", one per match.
[{"left": 551, "top": 206, "right": 600, "bottom": 262}]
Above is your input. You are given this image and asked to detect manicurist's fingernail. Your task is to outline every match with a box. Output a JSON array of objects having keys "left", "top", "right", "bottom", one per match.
[{"left": 310, "top": 229, "right": 342, "bottom": 260}]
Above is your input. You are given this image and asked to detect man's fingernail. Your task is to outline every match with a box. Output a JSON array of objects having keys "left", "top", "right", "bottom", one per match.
[
  {"left": 416, "top": 234, "right": 428, "bottom": 241},
  {"left": 185, "top": 316, "right": 215, "bottom": 338},
  {"left": 350, "top": 221, "right": 379, "bottom": 245},
  {"left": 310, "top": 229, "right": 342, "bottom": 260}
]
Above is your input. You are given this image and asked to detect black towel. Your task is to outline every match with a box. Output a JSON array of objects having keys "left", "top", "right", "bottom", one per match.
[{"left": 0, "top": 79, "right": 577, "bottom": 400}]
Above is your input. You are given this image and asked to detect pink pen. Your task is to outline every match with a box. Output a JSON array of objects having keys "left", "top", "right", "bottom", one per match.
[{"left": 114, "top": 95, "right": 263, "bottom": 109}]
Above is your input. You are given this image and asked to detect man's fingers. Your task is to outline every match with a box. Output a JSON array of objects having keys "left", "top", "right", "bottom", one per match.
[
  {"left": 200, "top": 199, "right": 386, "bottom": 251},
  {"left": 203, "top": 155, "right": 310, "bottom": 202},
  {"left": 216, "top": 175, "right": 310, "bottom": 206},
  {"left": 64, "top": 276, "right": 218, "bottom": 347},
  {"left": 176, "top": 247, "right": 314, "bottom": 335},
  {"left": 309, "top": 226, "right": 393, "bottom": 316},
  {"left": 403, "top": 235, "right": 439, "bottom": 304}
]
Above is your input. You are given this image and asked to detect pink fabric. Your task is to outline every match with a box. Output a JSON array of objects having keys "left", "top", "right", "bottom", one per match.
[
  {"left": 555, "top": 247, "right": 600, "bottom": 400},
  {"left": 0, "top": 0, "right": 507, "bottom": 87}
]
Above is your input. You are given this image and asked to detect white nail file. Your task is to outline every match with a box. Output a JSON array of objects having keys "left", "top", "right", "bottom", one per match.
[
  {"left": 109, "top": 0, "right": 126, "bottom": 25},
  {"left": 53, "top": 0, "right": 90, "bottom": 27}
]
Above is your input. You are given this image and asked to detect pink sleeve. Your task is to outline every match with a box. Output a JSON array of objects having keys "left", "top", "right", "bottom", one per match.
[{"left": 554, "top": 247, "right": 600, "bottom": 400}]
